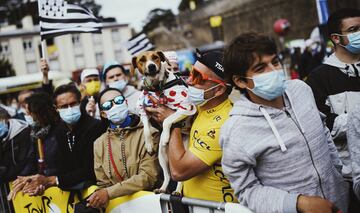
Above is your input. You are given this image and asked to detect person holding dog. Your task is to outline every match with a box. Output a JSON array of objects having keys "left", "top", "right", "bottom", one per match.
[
  {"left": 146, "top": 50, "right": 237, "bottom": 203},
  {"left": 101, "top": 61, "right": 141, "bottom": 114},
  {"left": 86, "top": 87, "right": 161, "bottom": 208}
]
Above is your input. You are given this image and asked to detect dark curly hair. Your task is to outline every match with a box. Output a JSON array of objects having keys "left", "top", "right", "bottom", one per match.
[
  {"left": 25, "top": 92, "right": 59, "bottom": 126},
  {"left": 223, "top": 32, "right": 277, "bottom": 93},
  {"left": 53, "top": 83, "right": 81, "bottom": 105}
]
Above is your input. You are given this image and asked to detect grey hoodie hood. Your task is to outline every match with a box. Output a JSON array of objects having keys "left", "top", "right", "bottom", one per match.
[
  {"left": 324, "top": 53, "right": 360, "bottom": 77},
  {"left": 4, "top": 119, "right": 28, "bottom": 141}
]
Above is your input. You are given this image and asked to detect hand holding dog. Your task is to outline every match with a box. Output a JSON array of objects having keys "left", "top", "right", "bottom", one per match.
[{"left": 145, "top": 106, "right": 175, "bottom": 124}]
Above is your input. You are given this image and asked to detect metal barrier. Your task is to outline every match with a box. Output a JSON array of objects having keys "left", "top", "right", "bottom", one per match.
[
  {"left": 0, "top": 183, "right": 14, "bottom": 213},
  {"left": 160, "top": 194, "right": 253, "bottom": 213}
]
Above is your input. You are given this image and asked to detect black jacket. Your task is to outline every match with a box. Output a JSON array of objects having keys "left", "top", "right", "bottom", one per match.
[
  {"left": 0, "top": 125, "right": 33, "bottom": 183},
  {"left": 306, "top": 63, "right": 360, "bottom": 131},
  {"left": 56, "top": 113, "right": 106, "bottom": 189}
]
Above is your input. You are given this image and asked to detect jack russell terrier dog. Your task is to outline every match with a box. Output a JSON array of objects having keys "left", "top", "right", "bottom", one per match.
[{"left": 131, "top": 51, "right": 196, "bottom": 194}]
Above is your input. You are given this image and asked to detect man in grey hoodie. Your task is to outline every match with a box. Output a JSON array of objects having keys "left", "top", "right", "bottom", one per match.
[{"left": 221, "top": 32, "right": 349, "bottom": 213}]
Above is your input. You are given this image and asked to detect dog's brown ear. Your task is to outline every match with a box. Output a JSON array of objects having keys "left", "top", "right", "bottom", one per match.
[
  {"left": 156, "top": 51, "right": 170, "bottom": 64},
  {"left": 130, "top": 56, "right": 138, "bottom": 76}
]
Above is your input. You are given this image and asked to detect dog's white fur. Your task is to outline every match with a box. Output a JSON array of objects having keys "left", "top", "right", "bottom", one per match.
[{"left": 136, "top": 59, "right": 196, "bottom": 194}]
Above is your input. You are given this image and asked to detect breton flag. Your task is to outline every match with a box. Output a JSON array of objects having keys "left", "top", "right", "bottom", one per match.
[
  {"left": 37, "top": 0, "right": 102, "bottom": 40},
  {"left": 316, "top": 0, "right": 329, "bottom": 25},
  {"left": 127, "top": 32, "right": 154, "bottom": 56}
]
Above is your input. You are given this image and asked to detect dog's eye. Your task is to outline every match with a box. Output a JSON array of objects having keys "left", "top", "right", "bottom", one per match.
[
  {"left": 152, "top": 55, "right": 159, "bottom": 60},
  {"left": 140, "top": 56, "right": 147, "bottom": 62}
]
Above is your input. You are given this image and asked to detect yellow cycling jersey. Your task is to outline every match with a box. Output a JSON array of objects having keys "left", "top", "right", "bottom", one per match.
[{"left": 183, "top": 99, "right": 237, "bottom": 203}]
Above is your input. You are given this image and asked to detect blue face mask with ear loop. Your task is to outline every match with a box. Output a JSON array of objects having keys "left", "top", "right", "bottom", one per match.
[
  {"left": 245, "top": 69, "right": 286, "bottom": 101},
  {"left": 0, "top": 121, "right": 9, "bottom": 139},
  {"left": 336, "top": 31, "right": 360, "bottom": 54}
]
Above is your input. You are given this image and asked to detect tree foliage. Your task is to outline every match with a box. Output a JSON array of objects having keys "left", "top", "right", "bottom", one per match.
[
  {"left": 0, "top": 57, "right": 15, "bottom": 78},
  {"left": 142, "top": 8, "right": 176, "bottom": 33},
  {"left": 178, "top": 0, "right": 207, "bottom": 11}
]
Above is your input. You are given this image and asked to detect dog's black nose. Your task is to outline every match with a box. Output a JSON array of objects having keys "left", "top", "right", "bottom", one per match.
[{"left": 148, "top": 64, "right": 157, "bottom": 74}]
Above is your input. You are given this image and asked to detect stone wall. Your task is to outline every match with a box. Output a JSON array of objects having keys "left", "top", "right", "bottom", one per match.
[{"left": 149, "top": 0, "right": 358, "bottom": 50}]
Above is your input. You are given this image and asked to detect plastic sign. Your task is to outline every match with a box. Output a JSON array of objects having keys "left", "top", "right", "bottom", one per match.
[{"left": 210, "top": 16, "right": 223, "bottom": 28}]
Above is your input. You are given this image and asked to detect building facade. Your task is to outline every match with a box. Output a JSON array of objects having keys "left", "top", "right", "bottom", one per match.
[{"left": 0, "top": 16, "right": 132, "bottom": 76}]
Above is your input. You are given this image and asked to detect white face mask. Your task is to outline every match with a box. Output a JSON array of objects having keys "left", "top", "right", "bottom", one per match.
[
  {"left": 108, "top": 79, "right": 128, "bottom": 91},
  {"left": 188, "top": 84, "right": 220, "bottom": 106},
  {"left": 105, "top": 103, "right": 129, "bottom": 125}
]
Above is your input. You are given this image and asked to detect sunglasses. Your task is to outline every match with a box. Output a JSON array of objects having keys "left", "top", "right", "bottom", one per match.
[
  {"left": 100, "top": 95, "right": 125, "bottom": 111},
  {"left": 190, "top": 66, "right": 226, "bottom": 85}
]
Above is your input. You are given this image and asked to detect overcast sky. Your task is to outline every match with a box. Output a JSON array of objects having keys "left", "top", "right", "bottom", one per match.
[{"left": 98, "top": 0, "right": 182, "bottom": 31}]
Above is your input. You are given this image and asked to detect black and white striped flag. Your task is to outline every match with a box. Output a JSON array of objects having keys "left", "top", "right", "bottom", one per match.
[
  {"left": 38, "top": 0, "right": 102, "bottom": 40},
  {"left": 127, "top": 32, "right": 154, "bottom": 56}
]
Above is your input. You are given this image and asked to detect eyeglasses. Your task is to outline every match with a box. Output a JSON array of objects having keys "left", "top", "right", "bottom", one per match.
[
  {"left": 100, "top": 95, "right": 125, "bottom": 111},
  {"left": 190, "top": 66, "right": 226, "bottom": 85}
]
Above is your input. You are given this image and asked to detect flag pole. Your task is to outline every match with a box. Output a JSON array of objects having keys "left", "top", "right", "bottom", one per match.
[{"left": 41, "top": 39, "right": 48, "bottom": 61}]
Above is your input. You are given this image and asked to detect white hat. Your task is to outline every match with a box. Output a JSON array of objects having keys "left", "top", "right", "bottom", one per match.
[
  {"left": 80, "top": 68, "right": 99, "bottom": 82},
  {"left": 164, "top": 51, "right": 178, "bottom": 64}
]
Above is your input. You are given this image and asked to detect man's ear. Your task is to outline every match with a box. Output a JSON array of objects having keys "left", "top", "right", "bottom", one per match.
[
  {"left": 232, "top": 75, "right": 248, "bottom": 89},
  {"left": 100, "top": 111, "right": 107, "bottom": 119},
  {"left": 330, "top": 34, "right": 341, "bottom": 46},
  {"left": 130, "top": 56, "right": 138, "bottom": 76},
  {"left": 215, "top": 84, "right": 227, "bottom": 96}
]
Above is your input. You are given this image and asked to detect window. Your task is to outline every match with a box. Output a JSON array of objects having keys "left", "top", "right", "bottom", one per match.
[
  {"left": 72, "top": 34, "right": 81, "bottom": 47},
  {"left": 26, "top": 61, "right": 37, "bottom": 73},
  {"left": 23, "top": 39, "right": 34, "bottom": 52},
  {"left": 111, "top": 29, "right": 121, "bottom": 42},
  {"left": 49, "top": 59, "right": 60, "bottom": 71},
  {"left": 95, "top": 52, "right": 103, "bottom": 66},
  {"left": 0, "top": 42, "right": 10, "bottom": 57},
  {"left": 114, "top": 49, "right": 122, "bottom": 62},
  {"left": 93, "top": 34, "right": 102, "bottom": 45},
  {"left": 75, "top": 55, "right": 85, "bottom": 69}
]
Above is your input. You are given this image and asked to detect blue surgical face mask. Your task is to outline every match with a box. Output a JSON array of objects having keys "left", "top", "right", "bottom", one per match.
[
  {"left": 108, "top": 79, "right": 127, "bottom": 91},
  {"left": 188, "top": 84, "right": 220, "bottom": 106},
  {"left": 246, "top": 69, "right": 286, "bottom": 101},
  {"left": 0, "top": 121, "right": 9, "bottom": 138},
  {"left": 59, "top": 105, "right": 81, "bottom": 125},
  {"left": 24, "top": 114, "right": 34, "bottom": 126},
  {"left": 337, "top": 31, "right": 360, "bottom": 54},
  {"left": 105, "top": 103, "right": 129, "bottom": 125}
]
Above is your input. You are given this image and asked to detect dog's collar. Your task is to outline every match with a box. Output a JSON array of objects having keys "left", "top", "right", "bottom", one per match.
[{"left": 160, "top": 75, "right": 187, "bottom": 90}]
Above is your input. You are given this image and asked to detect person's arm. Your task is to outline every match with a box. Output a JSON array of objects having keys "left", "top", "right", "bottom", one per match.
[
  {"left": 220, "top": 125, "right": 334, "bottom": 213},
  {"left": 168, "top": 128, "right": 209, "bottom": 181},
  {"left": 105, "top": 133, "right": 161, "bottom": 199},
  {"left": 39, "top": 58, "right": 54, "bottom": 95},
  {"left": 347, "top": 105, "right": 360, "bottom": 199}
]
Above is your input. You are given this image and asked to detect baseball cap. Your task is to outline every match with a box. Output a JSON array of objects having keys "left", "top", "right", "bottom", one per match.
[
  {"left": 195, "top": 49, "right": 225, "bottom": 80},
  {"left": 101, "top": 60, "right": 126, "bottom": 81},
  {"left": 80, "top": 68, "right": 99, "bottom": 82}
]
